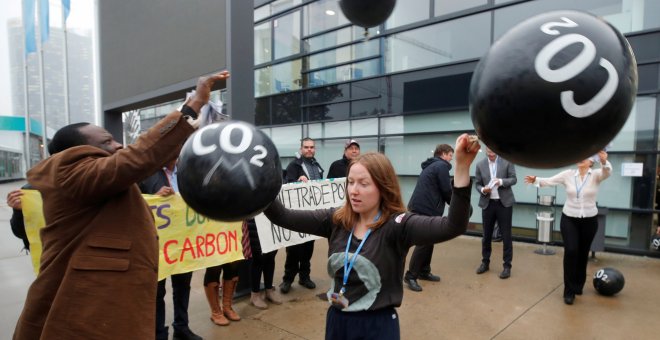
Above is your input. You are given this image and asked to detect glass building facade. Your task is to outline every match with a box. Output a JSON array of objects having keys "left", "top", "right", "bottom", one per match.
[{"left": 251, "top": 0, "right": 660, "bottom": 256}]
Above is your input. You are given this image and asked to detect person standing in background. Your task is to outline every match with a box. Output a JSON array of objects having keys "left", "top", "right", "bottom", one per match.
[
  {"left": 327, "top": 139, "right": 361, "bottom": 179},
  {"left": 404, "top": 144, "right": 454, "bottom": 292},
  {"left": 474, "top": 147, "right": 517, "bottom": 279}
]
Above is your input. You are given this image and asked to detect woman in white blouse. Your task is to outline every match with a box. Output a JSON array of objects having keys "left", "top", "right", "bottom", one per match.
[{"left": 524, "top": 151, "right": 610, "bottom": 305}]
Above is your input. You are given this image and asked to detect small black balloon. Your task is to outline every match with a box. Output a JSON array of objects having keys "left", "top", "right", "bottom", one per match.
[
  {"left": 470, "top": 10, "right": 638, "bottom": 168},
  {"left": 651, "top": 234, "right": 660, "bottom": 251},
  {"left": 339, "top": 0, "right": 397, "bottom": 28},
  {"left": 177, "top": 121, "right": 282, "bottom": 221},
  {"left": 593, "top": 267, "right": 625, "bottom": 296}
]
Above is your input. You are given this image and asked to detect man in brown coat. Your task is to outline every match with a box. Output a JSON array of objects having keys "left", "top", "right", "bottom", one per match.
[{"left": 13, "top": 71, "right": 229, "bottom": 340}]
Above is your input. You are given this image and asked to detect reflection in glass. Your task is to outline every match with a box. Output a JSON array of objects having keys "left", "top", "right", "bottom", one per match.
[
  {"left": 273, "top": 59, "right": 302, "bottom": 93},
  {"left": 274, "top": 11, "right": 301, "bottom": 60},
  {"left": 434, "top": 0, "right": 487, "bottom": 17},
  {"left": 385, "top": 13, "right": 491, "bottom": 73},
  {"left": 385, "top": 0, "right": 430, "bottom": 29},
  {"left": 303, "top": 0, "right": 348, "bottom": 36},
  {"left": 305, "top": 102, "right": 350, "bottom": 121},
  {"left": 493, "top": 0, "right": 660, "bottom": 38},
  {"left": 272, "top": 92, "right": 302, "bottom": 124},
  {"left": 255, "top": 22, "right": 271, "bottom": 65}
]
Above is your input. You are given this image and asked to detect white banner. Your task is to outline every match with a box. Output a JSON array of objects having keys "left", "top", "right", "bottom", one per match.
[{"left": 255, "top": 178, "right": 346, "bottom": 253}]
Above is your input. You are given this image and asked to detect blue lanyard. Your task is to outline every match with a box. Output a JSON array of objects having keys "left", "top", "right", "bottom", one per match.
[
  {"left": 574, "top": 172, "right": 590, "bottom": 199},
  {"left": 340, "top": 212, "right": 380, "bottom": 295}
]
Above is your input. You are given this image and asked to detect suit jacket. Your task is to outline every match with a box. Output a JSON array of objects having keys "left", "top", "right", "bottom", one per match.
[
  {"left": 14, "top": 111, "right": 194, "bottom": 340},
  {"left": 474, "top": 156, "right": 517, "bottom": 209}
]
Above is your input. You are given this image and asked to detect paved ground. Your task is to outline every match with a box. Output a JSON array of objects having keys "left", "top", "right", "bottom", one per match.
[{"left": 1, "top": 180, "right": 658, "bottom": 339}]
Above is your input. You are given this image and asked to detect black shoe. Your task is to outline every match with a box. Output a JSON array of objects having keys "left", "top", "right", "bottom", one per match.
[
  {"left": 299, "top": 278, "right": 316, "bottom": 289},
  {"left": 575, "top": 288, "right": 583, "bottom": 295},
  {"left": 405, "top": 278, "right": 423, "bottom": 292},
  {"left": 418, "top": 273, "right": 441, "bottom": 282},
  {"left": 173, "top": 328, "right": 203, "bottom": 340},
  {"left": 476, "top": 263, "right": 489, "bottom": 274},
  {"left": 493, "top": 236, "right": 503, "bottom": 242},
  {"left": 564, "top": 294, "right": 575, "bottom": 305},
  {"left": 499, "top": 268, "right": 511, "bottom": 279},
  {"left": 279, "top": 281, "right": 292, "bottom": 294}
]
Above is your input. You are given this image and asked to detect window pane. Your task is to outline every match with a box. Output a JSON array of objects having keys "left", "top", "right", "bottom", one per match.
[
  {"left": 255, "top": 97, "right": 271, "bottom": 125},
  {"left": 351, "top": 59, "right": 379, "bottom": 80},
  {"left": 271, "top": 125, "right": 302, "bottom": 157},
  {"left": 254, "top": 5, "right": 270, "bottom": 22},
  {"left": 385, "top": 13, "right": 491, "bottom": 73},
  {"left": 271, "top": 0, "right": 302, "bottom": 16},
  {"left": 322, "top": 120, "right": 350, "bottom": 138},
  {"left": 274, "top": 11, "right": 301, "bottom": 60},
  {"left": 254, "top": 66, "right": 272, "bottom": 98},
  {"left": 272, "top": 92, "right": 302, "bottom": 124},
  {"left": 380, "top": 111, "right": 472, "bottom": 135},
  {"left": 382, "top": 134, "right": 461, "bottom": 175},
  {"left": 304, "top": 84, "right": 349, "bottom": 105},
  {"left": 351, "top": 118, "right": 378, "bottom": 135},
  {"left": 305, "top": 102, "right": 350, "bottom": 121},
  {"left": 609, "top": 96, "right": 656, "bottom": 152},
  {"left": 494, "top": 0, "right": 660, "bottom": 37},
  {"left": 434, "top": 0, "right": 488, "bottom": 16},
  {"left": 305, "top": 27, "right": 352, "bottom": 53},
  {"left": 273, "top": 59, "right": 302, "bottom": 93},
  {"left": 385, "top": 0, "right": 430, "bottom": 29},
  {"left": 254, "top": 22, "right": 271, "bottom": 65},
  {"left": 309, "top": 45, "right": 352, "bottom": 70},
  {"left": 303, "top": 0, "right": 349, "bottom": 36}
]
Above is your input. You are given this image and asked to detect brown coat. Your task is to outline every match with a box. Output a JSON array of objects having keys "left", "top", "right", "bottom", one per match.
[{"left": 14, "top": 111, "right": 194, "bottom": 339}]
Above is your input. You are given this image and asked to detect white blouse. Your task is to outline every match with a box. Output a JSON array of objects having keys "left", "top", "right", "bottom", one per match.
[{"left": 533, "top": 161, "right": 612, "bottom": 218}]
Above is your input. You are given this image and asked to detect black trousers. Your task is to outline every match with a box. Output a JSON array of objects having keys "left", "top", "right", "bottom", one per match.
[
  {"left": 481, "top": 199, "right": 513, "bottom": 268},
  {"left": 283, "top": 240, "right": 314, "bottom": 282},
  {"left": 405, "top": 244, "right": 434, "bottom": 280},
  {"left": 204, "top": 261, "right": 240, "bottom": 286},
  {"left": 250, "top": 249, "right": 278, "bottom": 292},
  {"left": 155, "top": 272, "right": 193, "bottom": 340},
  {"left": 560, "top": 213, "right": 598, "bottom": 296},
  {"left": 325, "top": 307, "right": 400, "bottom": 340}
]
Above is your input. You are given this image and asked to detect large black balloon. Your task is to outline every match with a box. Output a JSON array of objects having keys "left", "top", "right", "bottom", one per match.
[
  {"left": 470, "top": 10, "right": 637, "bottom": 168},
  {"left": 339, "top": 0, "right": 396, "bottom": 28},
  {"left": 592, "top": 267, "right": 625, "bottom": 296},
  {"left": 177, "top": 121, "right": 282, "bottom": 221}
]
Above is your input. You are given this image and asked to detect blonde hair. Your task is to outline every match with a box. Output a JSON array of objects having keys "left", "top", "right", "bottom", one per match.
[{"left": 332, "top": 152, "right": 406, "bottom": 231}]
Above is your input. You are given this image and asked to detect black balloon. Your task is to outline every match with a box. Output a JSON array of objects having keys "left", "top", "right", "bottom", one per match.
[
  {"left": 651, "top": 234, "right": 660, "bottom": 251},
  {"left": 339, "top": 0, "right": 397, "bottom": 28},
  {"left": 177, "top": 121, "right": 282, "bottom": 221},
  {"left": 593, "top": 267, "right": 625, "bottom": 296},
  {"left": 470, "top": 10, "right": 638, "bottom": 168}
]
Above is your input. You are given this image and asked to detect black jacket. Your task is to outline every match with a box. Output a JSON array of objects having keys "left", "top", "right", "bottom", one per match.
[
  {"left": 285, "top": 153, "right": 324, "bottom": 183},
  {"left": 138, "top": 169, "right": 169, "bottom": 195},
  {"left": 407, "top": 157, "right": 453, "bottom": 216},
  {"left": 326, "top": 155, "right": 350, "bottom": 179}
]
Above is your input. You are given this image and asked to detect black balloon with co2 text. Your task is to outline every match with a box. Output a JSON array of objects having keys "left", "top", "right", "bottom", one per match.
[
  {"left": 470, "top": 10, "right": 637, "bottom": 168},
  {"left": 177, "top": 121, "right": 282, "bottom": 221}
]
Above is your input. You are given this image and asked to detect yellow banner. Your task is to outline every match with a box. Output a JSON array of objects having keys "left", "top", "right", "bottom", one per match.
[{"left": 21, "top": 190, "right": 244, "bottom": 280}]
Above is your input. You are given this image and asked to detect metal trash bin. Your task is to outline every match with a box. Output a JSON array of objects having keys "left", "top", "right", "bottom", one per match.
[
  {"left": 536, "top": 211, "right": 554, "bottom": 243},
  {"left": 537, "top": 195, "right": 555, "bottom": 206}
]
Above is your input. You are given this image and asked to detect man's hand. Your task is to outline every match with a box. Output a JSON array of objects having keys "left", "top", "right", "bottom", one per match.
[
  {"left": 188, "top": 70, "right": 230, "bottom": 113},
  {"left": 298, "top": 176, "right": 309, "bottom": 183},
  {"left": 155, "top": 186, "right": 175, "bottom": 197},
  {"left": 6, "top": 189, "right": 24, "bottom": 210}
]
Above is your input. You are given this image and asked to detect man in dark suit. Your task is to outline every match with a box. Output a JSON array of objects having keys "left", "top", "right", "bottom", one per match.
[{"left": 474, "top": 147, "right": 517, "bottom": 279}]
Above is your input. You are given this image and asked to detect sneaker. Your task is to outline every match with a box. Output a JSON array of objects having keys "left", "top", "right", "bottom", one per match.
[
  {"left": 279, "top": 281, "right": 292, "bottom": 294},
  {"left": 299, "top": 278, "right": 316, "bottom": 289},
  {"left": 476, "top": 263, "right": 489, "bottom": 274}
]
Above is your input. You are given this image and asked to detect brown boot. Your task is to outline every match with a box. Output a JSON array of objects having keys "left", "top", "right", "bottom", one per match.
[
  {"left": 204, "top": 282, "right": 229, "bottom": 326},
  {"left": 222, "top": 278, "right": 241, "bottom": 321}
]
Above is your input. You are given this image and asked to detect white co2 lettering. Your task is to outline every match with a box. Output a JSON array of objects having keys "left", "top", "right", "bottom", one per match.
[
  {"left": 594, "top": 269, "right": 609, "bottom": 281},
  {"left": 192, "top": 122, "right": 268, "bottom": 168},
  {"left": 534, "top": 16, "right": 618, "bottom": 118}
]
